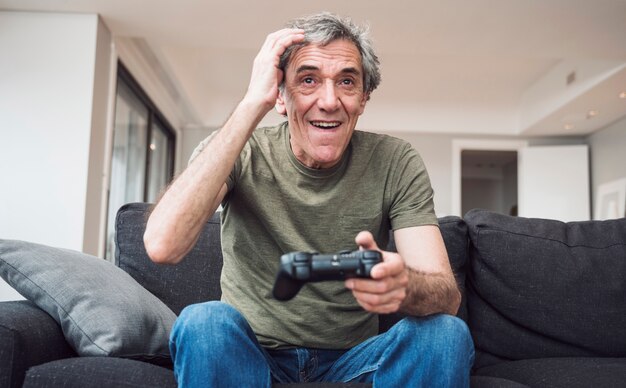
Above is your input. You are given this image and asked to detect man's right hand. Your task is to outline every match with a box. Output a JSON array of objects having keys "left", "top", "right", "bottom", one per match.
[{"left": 244, "top": 28, "right": 305, "bottom": 114}]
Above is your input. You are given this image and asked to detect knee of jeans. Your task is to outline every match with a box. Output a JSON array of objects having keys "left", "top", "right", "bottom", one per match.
[
  {"left": 432, "top": 315, "right": 470, "bottom": 337},
  {"left": 173, "top": 301, "right": 246, "bottom": 337},
  {"left": 398, "top": 315, "right": 473, "bottom": 350}
]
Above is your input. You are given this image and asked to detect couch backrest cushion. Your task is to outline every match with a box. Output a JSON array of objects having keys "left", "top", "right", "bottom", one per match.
[
  {"left": 438, "top": 215, "right": 470, "bottom": 321},
  {"left": 115, "top": 203, "right": 223, "bottom": 315},
  {"left": 465, "top": 209, "right": 626, "bottom": 365}
]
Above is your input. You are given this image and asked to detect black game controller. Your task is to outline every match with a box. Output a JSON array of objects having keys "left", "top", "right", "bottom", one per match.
[{"left": 272, "top": 249, "right": 382, "bottom": 301}]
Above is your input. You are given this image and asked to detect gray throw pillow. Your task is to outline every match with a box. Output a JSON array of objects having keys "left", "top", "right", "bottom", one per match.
[{"left": 0, "top": 239, "right": 176, "bottom": 359}]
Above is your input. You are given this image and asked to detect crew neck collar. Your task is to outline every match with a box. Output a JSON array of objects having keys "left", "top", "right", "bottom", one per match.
[{"left": 281, "top": 122, "right": 351, "bottom": 178}]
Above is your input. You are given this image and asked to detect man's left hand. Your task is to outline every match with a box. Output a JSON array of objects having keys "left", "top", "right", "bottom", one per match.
[{"left": 344, "top": 231, "right": 409, "bottom": 314}]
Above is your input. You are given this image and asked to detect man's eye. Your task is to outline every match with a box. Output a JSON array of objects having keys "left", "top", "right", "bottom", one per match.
[
  {"left": 341, "top": 79, "right": 354, "bottom": 86},
  {"left": 303, "top": 77, "right": 315, "bottom": 85}
]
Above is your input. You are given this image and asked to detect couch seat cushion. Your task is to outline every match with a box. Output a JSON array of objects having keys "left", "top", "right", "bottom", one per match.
[
  {"left": 474, "top": 357, "right": 626, "bottom": 388},
  {"left": 0, "top": 300, "right": 76, "bottom": 388},
  {"left": 464, "top": 209, "right": 626, "bottom": 366},
  {"left": 470, "top": 375, "right": 529, "bottom": 388},
  {"left": 23, "top": 357, "right": 176, "bottom": 388}
]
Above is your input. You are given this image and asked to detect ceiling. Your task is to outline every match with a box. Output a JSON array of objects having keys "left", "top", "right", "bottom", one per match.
[{"left": 2, "top": 0, "right": 626, "bottom": 137}]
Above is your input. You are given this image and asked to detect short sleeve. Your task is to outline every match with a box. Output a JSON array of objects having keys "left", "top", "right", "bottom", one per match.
[{"left": 388, "top": 143, "right": 438, "bottom": 229}]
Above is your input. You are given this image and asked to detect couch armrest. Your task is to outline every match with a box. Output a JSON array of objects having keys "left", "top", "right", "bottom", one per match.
[{"left": 0, "top": 300, "right": 76, "bottom": 388}]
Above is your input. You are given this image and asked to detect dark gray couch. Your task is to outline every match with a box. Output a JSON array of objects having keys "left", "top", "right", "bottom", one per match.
[{"left": 1, "top": 202, "right": 625, "bottom": 387}]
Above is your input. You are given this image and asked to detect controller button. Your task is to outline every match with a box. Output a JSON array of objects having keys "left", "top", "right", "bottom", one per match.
[
  {"left": 363, "top": 251, "right": 380, "bottom": 260},
  {"left": 295, "top": 266, "right": 310, "bottom": 278}
]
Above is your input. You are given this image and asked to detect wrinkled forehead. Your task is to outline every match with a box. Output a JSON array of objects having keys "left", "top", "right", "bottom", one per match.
[
  {"left": 283, "top": 39, "right": 363, "bottom": 75},
  {"left": 282, "top": 37, "right": 361, "bottom": 65}
]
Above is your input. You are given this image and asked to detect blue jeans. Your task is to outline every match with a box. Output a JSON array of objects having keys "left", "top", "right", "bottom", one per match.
[{"left": 170, "top": 301, "right": 474, "bottom": 387}]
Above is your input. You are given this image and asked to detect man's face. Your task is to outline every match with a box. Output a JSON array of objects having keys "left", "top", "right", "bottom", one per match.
[{"left": 276, "top": 39, "right": 368, "bottom": 169}]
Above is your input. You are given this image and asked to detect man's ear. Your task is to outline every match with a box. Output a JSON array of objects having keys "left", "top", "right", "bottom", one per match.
[
  {"left": 275, "top": 90, "right": 287, "bottom": 116},
  {"left": 358, "top": 92, "right": 369, "bottom": 115}
]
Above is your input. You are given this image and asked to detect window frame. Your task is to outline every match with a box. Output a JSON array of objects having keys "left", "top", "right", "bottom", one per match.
[
  {"left": 104, "top": 61, "right": 177, "bottom": 260},
  {"left": 116, "top": 61, "right": 176, "bottom": 200}
]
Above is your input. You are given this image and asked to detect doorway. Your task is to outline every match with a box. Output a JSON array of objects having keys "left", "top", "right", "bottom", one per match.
[
  {"left": 451, "top": 139, "right": 528, "bottom": 217},
  {"left": 461, "top": 150, "right": 518, "bottom": 216}
]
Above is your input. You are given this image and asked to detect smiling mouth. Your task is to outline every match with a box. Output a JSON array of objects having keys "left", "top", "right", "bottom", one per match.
[{"left": 310, "top": 121, "right": 341, "bottom": 129}]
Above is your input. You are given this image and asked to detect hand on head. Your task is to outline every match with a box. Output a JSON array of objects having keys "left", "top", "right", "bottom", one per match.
[
  {"left": 345, "top": 231, "right": 409, "bottom": 314},
  {"left": 245, "top": 29, "right": 305, "bottom": 113}
]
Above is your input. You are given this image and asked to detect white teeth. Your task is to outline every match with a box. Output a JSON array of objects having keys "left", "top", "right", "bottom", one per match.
[{"left": 311, "top": 121, "right": 341, "bottom": 128}]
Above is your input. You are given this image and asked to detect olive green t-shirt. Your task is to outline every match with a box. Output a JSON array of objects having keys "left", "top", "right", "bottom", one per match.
[{"left": 192, "top": 122, "right": 437, "bottom": 349}]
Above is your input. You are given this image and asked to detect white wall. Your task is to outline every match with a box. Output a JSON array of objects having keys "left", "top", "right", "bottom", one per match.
[
  {"left": 518, "top": 145, "right": 590, "bottom": 221},
  {"left": 0, "top": 12, "right": 112, "bottom": 300},
  {"left": 181, "top": 127, "right": 217, "bottom": 166},
  {"left": 84, "top": 16, "right": 113, "bottom": 256}
]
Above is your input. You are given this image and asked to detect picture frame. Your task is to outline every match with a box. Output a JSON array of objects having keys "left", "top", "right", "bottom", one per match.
[{"left": 594, "top": 178, "right": 626, "bottom": 220}]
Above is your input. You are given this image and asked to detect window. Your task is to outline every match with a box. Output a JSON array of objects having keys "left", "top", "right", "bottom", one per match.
[{"left": 105, "top": 62, "right": 175, "bottom": 260}]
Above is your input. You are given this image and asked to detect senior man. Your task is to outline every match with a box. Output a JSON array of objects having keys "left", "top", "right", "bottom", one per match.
[{"left": 145, "top": 12, "right": 474, "bottom": 387}]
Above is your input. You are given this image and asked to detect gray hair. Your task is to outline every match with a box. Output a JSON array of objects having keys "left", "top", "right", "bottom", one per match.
[{"left": 279, "top": 12, "right": 381, "bottom": 98}]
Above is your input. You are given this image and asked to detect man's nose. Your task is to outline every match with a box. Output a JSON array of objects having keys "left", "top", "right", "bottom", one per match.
[{"left": 317, "top": 81, "right": 340, "bottom": 112}]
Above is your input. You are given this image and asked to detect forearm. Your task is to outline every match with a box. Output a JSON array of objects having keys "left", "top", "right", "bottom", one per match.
[
  {"left": 400, "top": 267, "right": 461, "bottom": 316},
  {"left": 144, "top": 99, "right": 268, "bottom": 264}
]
